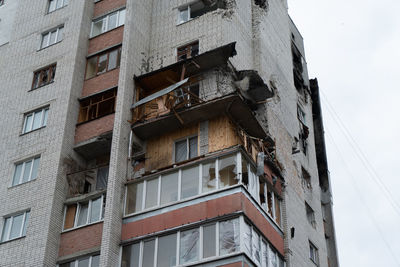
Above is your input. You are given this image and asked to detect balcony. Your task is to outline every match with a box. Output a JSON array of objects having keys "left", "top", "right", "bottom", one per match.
[{"left": 66, "top": 165, "right": 109, "bottom": 198}]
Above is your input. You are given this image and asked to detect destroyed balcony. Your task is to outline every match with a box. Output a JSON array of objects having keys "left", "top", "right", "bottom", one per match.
[
  {"left": 131, "top": 42, "right": 274, "bottom": 141},
  {"left": 66, "top": 165, "right": 109, "bottom": 198}
]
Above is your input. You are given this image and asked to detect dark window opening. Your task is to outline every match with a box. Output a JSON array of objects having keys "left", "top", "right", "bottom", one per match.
[
  {"left": 177, "top": 41, "right": 199, "bottom": 61},
  {"left": 78, "top": 88, "right": 117, "bottom": 123},
  {"left": 32, "top": 64, "right": 56, "bottom": 90},
  {"left": 85, "top": 46, "right": 122, "bottom": 79}
]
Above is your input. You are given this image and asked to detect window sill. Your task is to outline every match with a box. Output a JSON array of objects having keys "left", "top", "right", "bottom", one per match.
[
  {"left": 89, "top": 25, "right": 124, "bottom": 40},
  {"left": 76, "top": 112, "right": 115, "bottom": 126},
  {"left": 37, "top": 40, "right": 63, "bottom": 52},
  {"left": 0, "top": 236, "right": 26, "bottom": 245},
  {"left": 28, "top": 81, "right": 54, "bottom": 92},
  {"left": 20, "top": 126, "right": 46, "bottom": 136},
  {"left": 46, "top": 5, "right": 67, "bottom": 15},
  {"left": 62, "top": 220, "right": 103, "bottom": 234},
  {"left": 8, "top": 178, "right": 37, "bottom": 189}
]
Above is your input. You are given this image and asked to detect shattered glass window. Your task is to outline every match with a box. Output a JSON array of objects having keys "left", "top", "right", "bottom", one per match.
[
  {"left": 219, "top": 218, "right": 240, "bottom": 255},
  {"left": 180, "top": 228, "right": 199, "bottom": 264}
]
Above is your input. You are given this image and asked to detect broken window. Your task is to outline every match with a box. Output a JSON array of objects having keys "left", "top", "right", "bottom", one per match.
[
  {"left": 297, "top": 105, "right": 306, "bottom": 124},
  {"left": 202, "top": 160, "right": 216, "bottom": 193},
  {"left": 23, "top": 107, "right": 49, "bottom": 134},
  {"left": 1, "top": 210, "right": 30, "bottom": 242},
  {"left": 174, "top": 136, "right": 198, "bottom": 162},
  {"left": 125, "top": 182, "right": 143, "bottom": 214},
  {"left": 48, "top": 0, "right": 68, "bottom": 13},
  {"left": 180, "top": 228, "right": 199, "bottom": 264},
  {"left": 309, "top": 241, "right": 319, "bottom": 265},
  {"left": 174, "top": 83, "right": 200, "bottom": 107},
  {"left": 177, "top": 2, "right": 220, "bottom": 24},
  {"left": 177, "top": 41, "right": 199, "bottom": 61},
  {"left": 78, "top": 88, "right": 117, "bottom": 123},
  {"left": 219, "top": 218, "right": 240, "bottom": 255},
  {"left": 95, "top": 166, "right": 109, "bottom": 190},
  {"left": 306, "top": 202, "right": 316, "bottom": 228},
  {"left": 63, "top": 195, "right": 105, "bottom": 230},
  {"left": 90, "top": 8, "right": 125, "bottom": 37},
  {"left": 243, "top": 221, "right": 252, "bottom": 256},
  {"left": 85, "top": 46, "right": 122, "bottom": 79},
  {"left": 218, "top": 155, "right": 238, "bottom": 188},
  {"left": 291, "top": 42, "right": 304, "bottom": 92},
  {"left": 301, "top": 167, "right": 312, "bottom": 190},
  {"left": 32, "top": 64, "right": 56, "bottom": 89},
  {"left": 12, "top": 156, "right": 40, "bottom": 186},
  {"left": 252, "top": 229, "right": 261, "bottom": 265},
  {"left": 41, "top": 25, "right": 63, "bottom": 49}
]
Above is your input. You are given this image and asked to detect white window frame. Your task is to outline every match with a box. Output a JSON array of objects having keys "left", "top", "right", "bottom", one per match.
[
  {"left": 90, "top": 8, "right": 126, "bottom": 38},
  {"left": 41, "top": 25, "right": 64, "bottom": 49},
  {"left": 1, "top": 210, "right": 30, "bottom": 243},
  {"left": 22, "top": 107, "right": 49, "bottom": 134},
  {"left": 309, "top": 241, "right": 319, "bottom": 265},
  {"left": 58, "top": 254, "right": 100, "bottom": 267},
  {"left": 174, "top": 135, "right": 198, "bottom": 163},
  {"left": 63, "top": 195, "right": 105, "bottom": 231},
  {"left": 11, "top": 156, "right": 40, "bottom": 187},
  {"left": 48, "top": 0, "right": 68, "bottom": 13}
]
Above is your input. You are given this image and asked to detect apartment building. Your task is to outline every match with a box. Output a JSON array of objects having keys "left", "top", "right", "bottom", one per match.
[{"left": 0, "top": 0, "right": 339, "bottom": 266}]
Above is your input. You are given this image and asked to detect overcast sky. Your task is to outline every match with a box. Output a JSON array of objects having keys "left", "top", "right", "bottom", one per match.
[{"left": 287, "top": 0, "right": 400, "bottom": 266}]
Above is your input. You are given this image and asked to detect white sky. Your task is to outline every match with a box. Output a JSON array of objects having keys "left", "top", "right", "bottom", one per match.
[{"left": 287, "top": 0, "right": 400, "bottom": 266}]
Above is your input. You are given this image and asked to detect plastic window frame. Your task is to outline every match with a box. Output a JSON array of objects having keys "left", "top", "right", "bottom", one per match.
[
  {"left": 58, "top": 254, "right": 100, "bottom": 267},
  {"left": 0, "top": 210, "right": 30, "bottom": 243},
  {"left": 48, "top": 0, "right": 68, "bottom": 13},
  {"left": 11, "top": 156, "right": 40, "bottom": 187},
  {"left": 90, "top": 8, "right": 125, "bottom": 38},
  {"left": 22, "top": 107, "right": 49, "bottom": 134},
  {"left": 41, "top": 25, "right": 64, "bottom": 49}
]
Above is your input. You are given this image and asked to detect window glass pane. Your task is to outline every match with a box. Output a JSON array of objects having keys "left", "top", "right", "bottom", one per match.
[
  {"left": 89, "top": 197, "right": 102, "bottom": 223},
  {"left": 189, "top": 137, "right": 198, "bottom": 159},
  {"left": 143, "top": 240, "right": 155, "bottom": 267},
  {"left": 57, "top": 27, "right": 64, "bottom": 42},
  {"left": 179, "top": 8, "right": 189, "bottom": 23},
  {"left": 203, "top": 224, "right": 216, "bottom": 258},
  {"left": 43, "top": 108, "right": 49, "bottom": 126},
  {"left": 145, "top": 178, "right": 158, "bottom": 209},
  {"left": 48, "top": 0, "right": 56, "bottom": 12},
  {"left": 118, "top": 9, "right": 126, "bottom": 26},
  {"left": 1, "top": 217, "right": 11, "bottom": 242},
  {"left": 97, "top": 54, "right": 108, "bottom": 74},
  {"left": 56, "top": 0, "right": 63, "bottom": 9},
  {"left": 22, "top": 160, "right": 32, "bottom": 183},
  {"left": 24, "top": 114, "right": 33, "bottom": 133},
  {"left": 252, "top": 230, "right": 261, "bottom": 265},
  {"left": 126, "top": 183, "right": 143, "bottom": 214},
  {"left": 12, "top": 163, "right": 23, "bottom": 186},
  {"left": 64, "top": 0, "right": 69, "bottom": 5},
  {"left": 157, "top": 233, "right": 177, "bottom": 267},
  {"left": 107, "top": 13, "right": 118, "bottom": 31},
  {"left": 32, "top": 72, "right": 40, "bottom": 89},
  {"left": 49, "top": 30, "right": 57, "bottom": 45},
  {"left": 262, "top": 241, "right": 268, "bottom": 267},
  {"left": 92, "top": 19, "right": 104, "bottom": 37},
  {"left": 9, "top": 214, "right": 23, "bottom": 239},
  {"left": 22, "top": 211, "right": 29, "bottom": 236},
  {"left": 180, "top": 228, "right": 199, "bottom": 264},
  {"left": 41, "top": 33, "right": 49, "bottom": 48},
  {"left": 160, "top": 172, "right": 178, "bottom": 205},
  {"left": 86, "top": 57, "right": 98, "bottom": 79},
  {"left": 219, "top": 218, "right": 240, "bottom": 256},
  {"left": 91, "top": 255, "right": 100, "bottom": 267},
  {"left": 181, "top": 166, "right": 199, "bottom": 199},
  {"left": 275, "top": 194, "right": 281, "bottom": 226},
  {"left": 107, "top": 49, "right": 118, "bottom": 71},
  {"left": 279, "top": 257, "right": 285, "bottom": 267},
  {"left": 269, "top": 246, "right": 277, "bottom": 267},
  {"left": 121, "top": 243, "right": 140, "bottom": 267},
  {"left": 175, "top": 140, "right": 187, "bottom": 162},
  {"left": 77, "top": 203, "right": 88, "bottom": 226},
  {"left": 78, "top": 257, "right": 90, "bottom": 267},
  {"left": 241, "top": 158, "right": 249, "bottom": 188},
  {"left": 32, "top": 110, "right": 43, "bottom": 130},
  {"left": 218, "top": 155, "right": 238, "bottom": 188},
  {"left": 59, "top": 262, "right": 73, "bottom": 267},
  {"left": 243, "top": 222, "right": 251, "bottom": 256},
  {"left": 96, "top": 166, "right": 109, "bottom": 190},
  {"left": 201, "top": 161, "right": 216, "bottom": 193}
]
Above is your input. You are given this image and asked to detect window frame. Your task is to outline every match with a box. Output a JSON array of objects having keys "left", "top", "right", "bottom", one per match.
[
  {"left": 1, "top": 210, "right": 30, "bottom": 243},
  {"left": 62, "top": 195, "right": 105, "bottom": 231},
  {"left": 48, "top": 0, "right": 68, "bottom": 13},
  {"left": 90, "top": 8, "right": 126, "bottom": 38},
  {"left": 58, "top": 254, "right": 100, "bottom": 267},
  {"left": 85, "top": 46, "right": 122, "bottom": 80},
  {"left": 31, "top": 64, "right": 57, "bottom": 90},
  {"left": 309, "top": 241, "right": 319, "bottom": 265},
  {"left": 11, "top": 156, "right": 40, "bottom": 187},
  {"left": 174, "top": 135, "right": 198, "bottom": 163},
  {"left": 305, "top": 202, "right": 316, "bottom": 228},
  {"left": 40, "top": 25, "right": 64, "bottom": 49},
  {"left": 177, "top": 41, "right": 199, "bottom": 61},
  {"left": 78, "top": 88, "right": 117, "bottom": 123},
  {"left": 22, "top": 106, "right": 49, "bottom": 134}
]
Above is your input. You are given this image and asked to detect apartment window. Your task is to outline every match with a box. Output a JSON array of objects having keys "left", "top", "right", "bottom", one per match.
[
  {"left": 48, "top": 0, "right": 68, "bottom": 13},
  {"left": 78, "top": 88, "right": 117, "bottom": 123},
  {"left": 90, "top": 8, "right": 125, "bottom": 37},
  {"left": 41, "top": 25, "right": 64, "bottom": 49},
  {"left": 177, "top": 2, "right": 219, "bottom": 24},
  {"left": 297, "top": 105, "right": 306, "bottom": 124},
  {"left": 1, "top": 211, "right": 30, "bottom": 242},
  {"left": 12, "top": 156, "right": 40, "bottom": 186},
  {"left": 63, "top": 195, "right": 105, "bottom": 230},
  {"left": 85, "top": 46, "right": 122, "bottom": 79},
  {"left": 177, "top": 41, "right": 199, "bottom": 61},
  {"left": 174, "top": 135, "right": 198, "bottom": 162},
  {"left": 59, "top": 255, "right": 100, "bottom": 267},
  {"left": 309, "top": 241, "right": 319, "bottom": 265},
  {"left": 0, "top": 0, "right": 4, "bottom": 6},
  {"left": 306, "top": 202, "right": 316, "bottom": 228},
  {"left": 23, "top": 107, "right": 49, "bottom": 134},
  {"left": 32, "top": 64, "right": 56, "bottom": 89},
  {"left": 301, "top": 167, "right": 312, "bottom": 190}
]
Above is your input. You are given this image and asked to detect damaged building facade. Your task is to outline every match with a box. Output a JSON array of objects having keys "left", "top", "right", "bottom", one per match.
[{"left": 0, "top": 0, "right": 339, "bottom": 266}]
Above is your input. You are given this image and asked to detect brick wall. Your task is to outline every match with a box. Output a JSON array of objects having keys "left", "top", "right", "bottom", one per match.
[
  {"left": 88, "top": 27, "right": 124, "bottom": 55},
  {"left": 94, "top": 0, "right": 127, "bottom": 18},
  {"left": 74, "top": 114, "right": 115, "bottom": 144},
  {"left": 82, "top": 69, "right": 119, "bottom": 97}
]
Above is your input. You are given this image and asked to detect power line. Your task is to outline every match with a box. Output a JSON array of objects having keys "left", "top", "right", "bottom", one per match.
[
  {"left": 325, "top": 130, "right": 400, "bottom": 267},
  {"left": 320, "top": 90, "right": 400, "bottom": 217}
]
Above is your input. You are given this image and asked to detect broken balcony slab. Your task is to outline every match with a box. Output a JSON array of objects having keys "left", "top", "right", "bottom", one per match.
[
  {"left": 74, "top": 131, "right": 112, "bottom": 160},
  {"left": 131, "top": 94, "right": 269, "bottom": 141},
  {"left": 134, "top": 42, "right": 237, "bottom": 91},
  {"left": 235, "top": 70, "right": 274, "bottom": 103}
]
